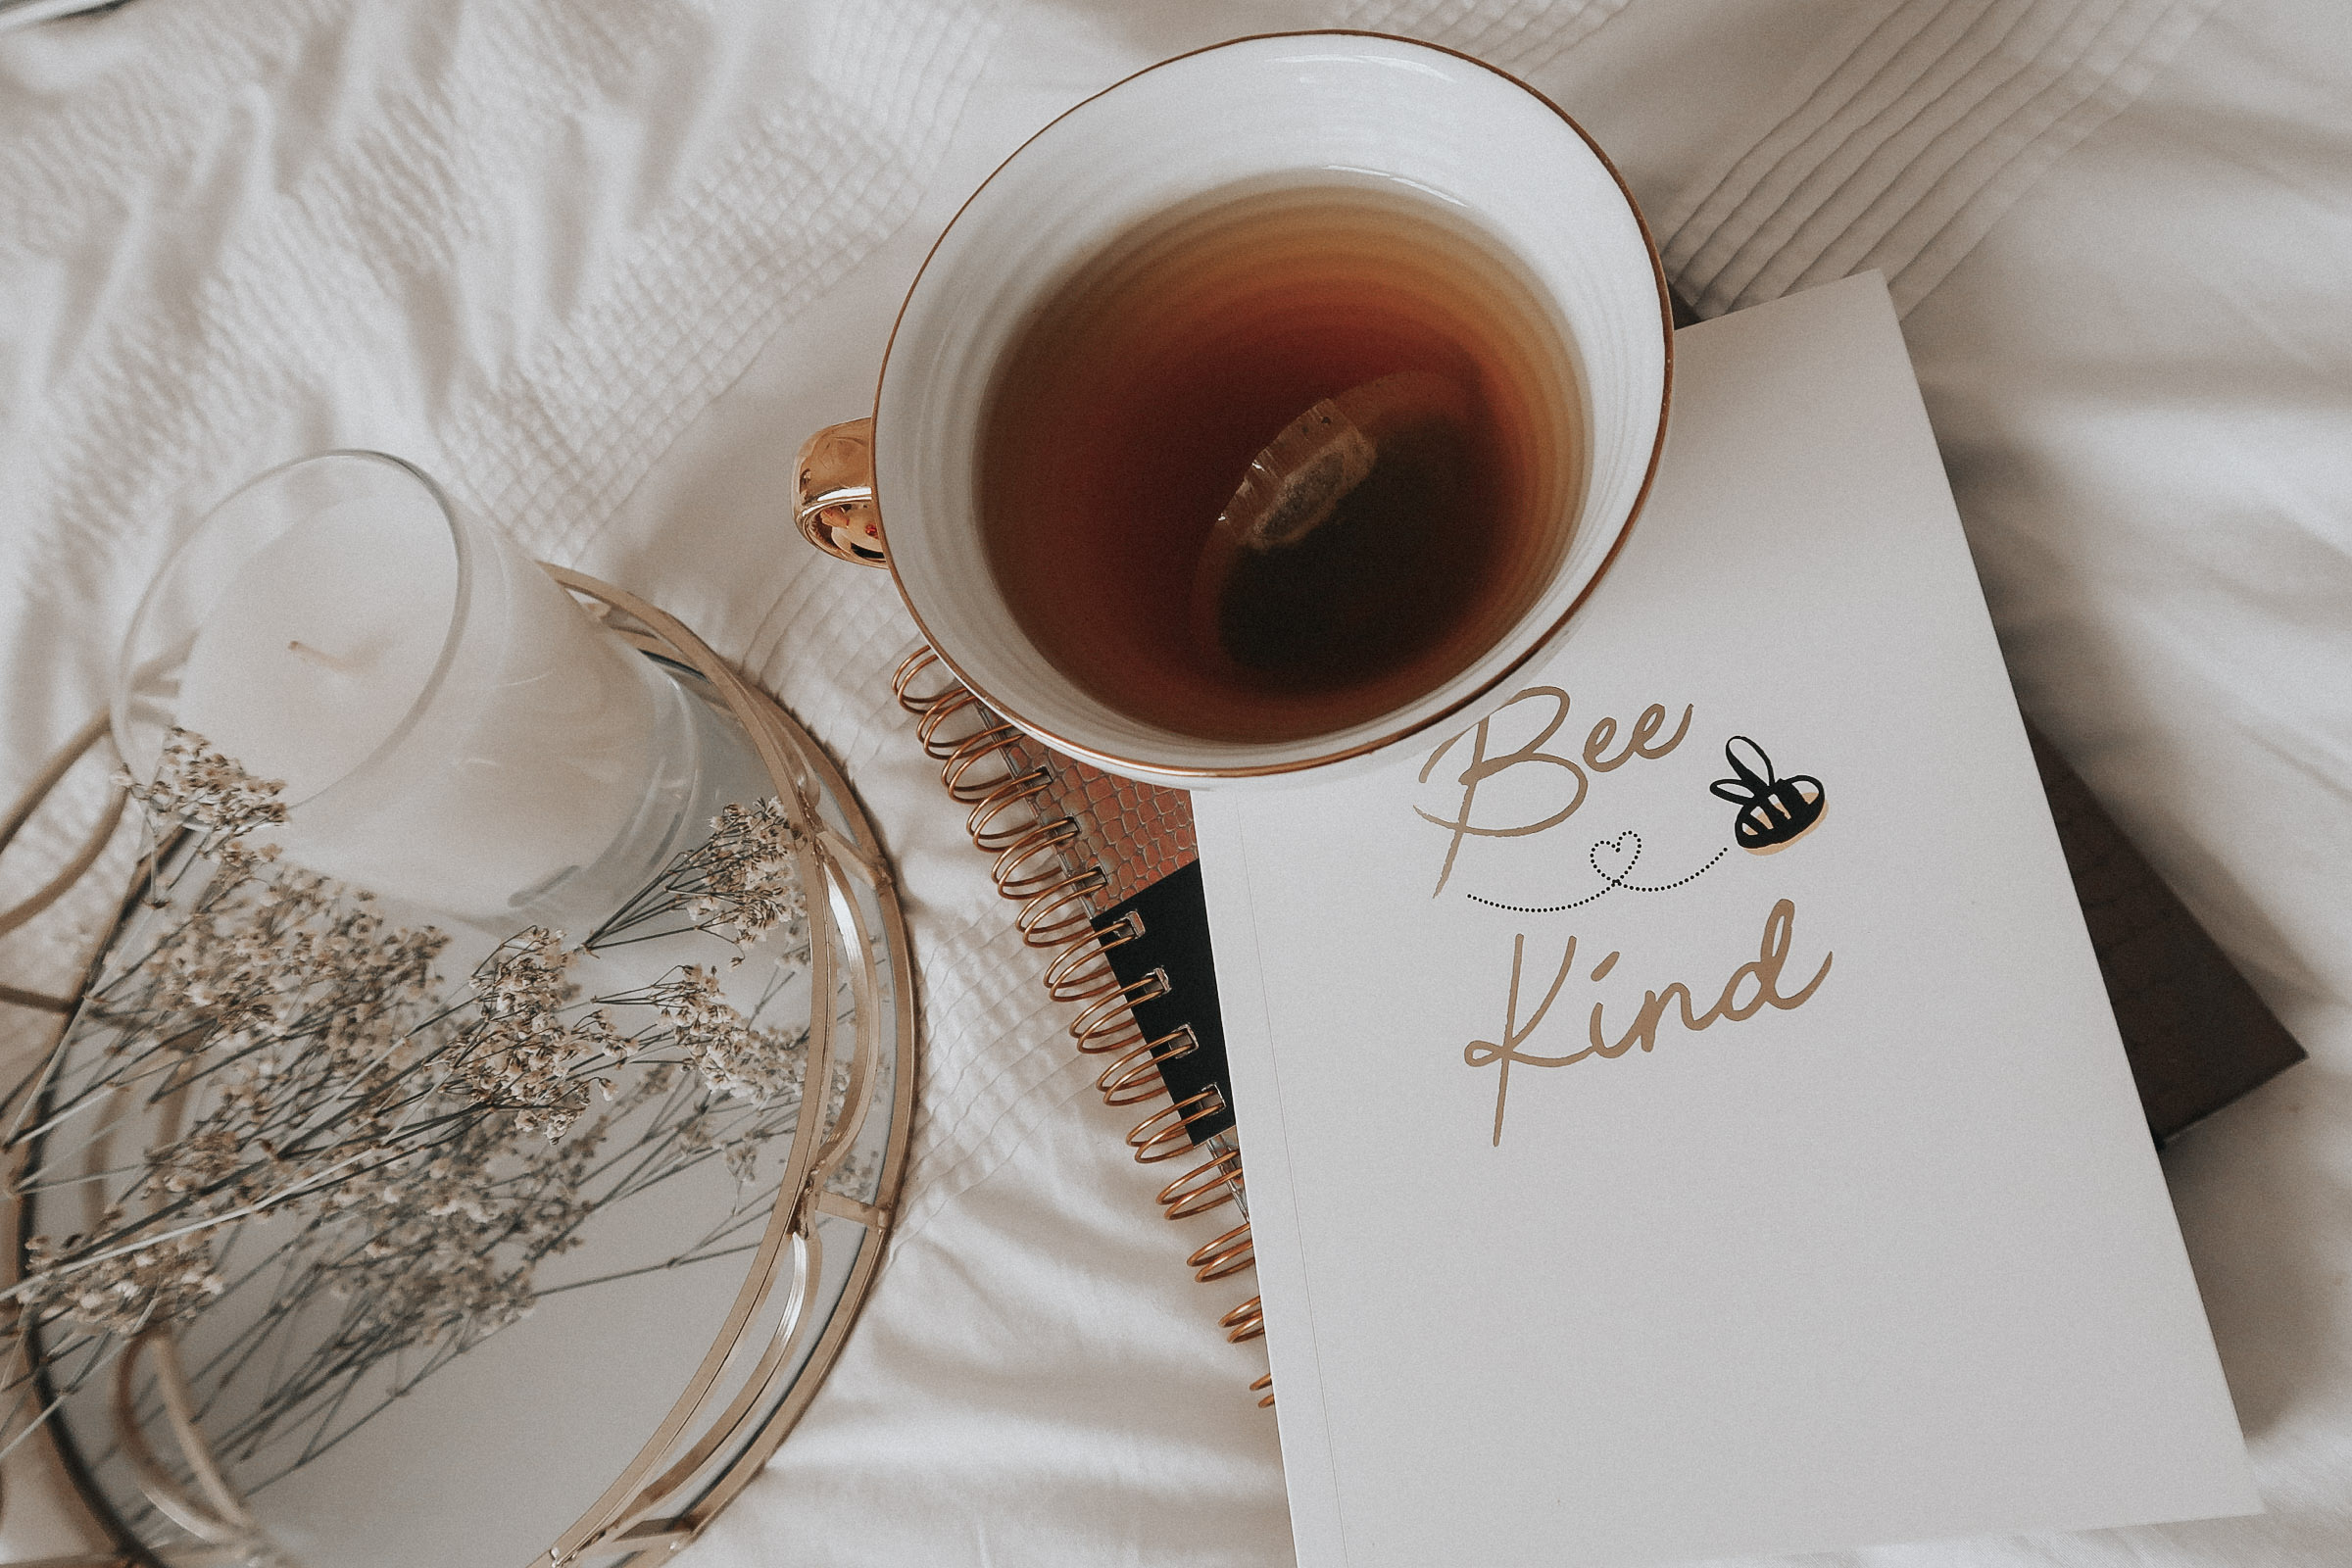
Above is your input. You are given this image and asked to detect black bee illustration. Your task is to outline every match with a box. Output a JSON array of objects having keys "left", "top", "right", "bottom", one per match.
[{"left": 1710, "top": 737, "right": 1826, "bottom": 854}]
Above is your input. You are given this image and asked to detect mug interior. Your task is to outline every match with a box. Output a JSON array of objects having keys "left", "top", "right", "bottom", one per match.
[{"left": 875, "top": 33, "right": 1670, "bottom": 786}]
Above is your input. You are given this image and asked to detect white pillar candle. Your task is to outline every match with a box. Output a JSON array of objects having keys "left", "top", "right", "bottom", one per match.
[
  {"left": 175, "top": 498, "right": 457, "bottom": 804},
  {"left": 125, "top": 454, "right": 705, "bottom": 929}
]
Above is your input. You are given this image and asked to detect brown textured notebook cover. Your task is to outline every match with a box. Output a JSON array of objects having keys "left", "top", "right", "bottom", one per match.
[
  {"left": 1034, "top": 753, "right": 1200, "bottom": 906},
  {"left": 1042, "top": 728, "right": 2302, "bottom": 1148}
]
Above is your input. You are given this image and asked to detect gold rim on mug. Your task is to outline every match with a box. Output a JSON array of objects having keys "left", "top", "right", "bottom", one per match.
[{"left": 808, "top": 29, "right": 1676, "bottom": 783}]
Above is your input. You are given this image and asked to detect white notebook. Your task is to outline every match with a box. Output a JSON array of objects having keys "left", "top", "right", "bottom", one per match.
[{"left": 1194, "top": 274, "right": 2256, "bottom": 1568}]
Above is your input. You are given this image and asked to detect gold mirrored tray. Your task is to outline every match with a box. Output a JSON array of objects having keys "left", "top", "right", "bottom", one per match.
[{"left": 0, "top": 572, "right": 917, "bottom": 1568}]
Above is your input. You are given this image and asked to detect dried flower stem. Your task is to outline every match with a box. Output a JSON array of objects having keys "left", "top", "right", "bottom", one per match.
[{"left": 6, "top": 743, "right": 863, "bottom": 1502}]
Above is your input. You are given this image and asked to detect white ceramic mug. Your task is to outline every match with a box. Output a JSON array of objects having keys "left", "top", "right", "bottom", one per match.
[{"left": 796, "top": 31, "right": 1672, "bottom": 790}]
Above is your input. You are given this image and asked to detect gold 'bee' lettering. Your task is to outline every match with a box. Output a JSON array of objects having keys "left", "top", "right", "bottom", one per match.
[{"left": 1416, "top": 688, "right": 1693, "bottom": 896}]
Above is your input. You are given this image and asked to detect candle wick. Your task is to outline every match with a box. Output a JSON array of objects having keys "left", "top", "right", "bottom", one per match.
[{"left": 287, "top": 639, "right": 358, "bottom": 673}]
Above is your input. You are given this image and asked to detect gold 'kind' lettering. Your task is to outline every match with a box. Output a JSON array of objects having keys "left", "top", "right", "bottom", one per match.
[{"left": 1464, "top": 899, "right": 1832, "bottom": 1145}]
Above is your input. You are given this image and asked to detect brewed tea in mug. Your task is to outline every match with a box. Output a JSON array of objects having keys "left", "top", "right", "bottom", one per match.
[
  {"left": 981, "top": 179, "right": 1584, "bottom": 746},
  {"left": 825, "top": 33, "right": 1668, "bottom": 787}
]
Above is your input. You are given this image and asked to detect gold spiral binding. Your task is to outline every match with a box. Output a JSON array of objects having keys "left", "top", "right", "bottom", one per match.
[
  {"left": 968, "top": 769, "right": 1054, "bottom": 851},
  {"left": 1041, "top": 912, "right": 1141, "bottom": 1004},
  {"left": 892, "top": 646, "right": 958, "bottom": 713},
  {"left": 1221, "top": 1296, "right": 1265, "bottom": 1345},
  {"left": 897, "top": 655, "right": 1265, "bottom": 1405},
  {"left": 943, "top": 726, "right": 1029, "bottom": 803},
  {"left": 1127, "top": 1087, "right": 1225, "bottom": 1162},
  {"left": 1187, "top": 1221, "right": 1255, "bottom": 1283},
  {"left": 1158, "top": 1144, "right": 1243, "bottom": 1221},
  {"left": 1069, "top": 970, "right": 1167, "bottom": 1054},
  {"left": 992, "top": 816, "right": 1084, "bottom": 899},
  {"left": 915, "top": 687, "right": 988, "bottom": 759},
  {"left": 1014, "top": 868, "right": 1108, "bottom": 948},
  {"left": 1097, "top": 1024, "right": 1199, "bottom": 1107}
]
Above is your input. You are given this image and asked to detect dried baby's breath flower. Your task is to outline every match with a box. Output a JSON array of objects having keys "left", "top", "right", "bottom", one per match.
[
  {"left": 454, "top": 927, "right": 629, "bottom": 1139},
  {"left": 723, "top": 1139, "right": 760, "bottom": 1185},
  {"left": 309, "top": 1106, "right": 611, "bottom": 1348},
  {"left": 587, "top": 796, "right": 809, "bottom": 956},
  {"left": 650, "top": 964, "right": 808, "bottom": 1105},
  {"left": 8, "top": 765, "right": 832, "bottom": 1479},
  {"left": 125, "top": 851, "right": 447, "bottom": 1076},
  {"left": 210, "top": 838, "right": 280, "bottom": 881},
  {"left": 689, "top": 798, "right": 809, "bottom": 947},
  {"left": 118, "top": 728, "right": 287, "bottom": 840},
  {"left": 147, "top": 1126, "right": 242, "bottom": 1197},
  {"left": 20, "top": 1221, "right": 223, "bottom": 1337}
]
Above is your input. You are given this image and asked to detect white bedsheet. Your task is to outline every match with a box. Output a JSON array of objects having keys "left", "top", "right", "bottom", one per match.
[{"left": 3, "top": 2, "right": 2347, "bottom": 1564}]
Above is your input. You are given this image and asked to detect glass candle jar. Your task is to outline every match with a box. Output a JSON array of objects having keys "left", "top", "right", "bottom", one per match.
[{"left": 113, "top": 451, "right": 744, "bottom": 930}]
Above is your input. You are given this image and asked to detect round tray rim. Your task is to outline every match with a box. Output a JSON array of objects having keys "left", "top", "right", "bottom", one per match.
[{"left": 0, "top": 567, "right": 921, "bottom": 1568}]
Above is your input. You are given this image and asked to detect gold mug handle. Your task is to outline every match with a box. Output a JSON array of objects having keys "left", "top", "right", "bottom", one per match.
[{"left": 794, "top": 417, "right": 888, "bottom": 566}]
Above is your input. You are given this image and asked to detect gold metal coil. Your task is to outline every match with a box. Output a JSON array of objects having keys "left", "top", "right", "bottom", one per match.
[
  {"left": 966, "top": 770, "right": 1054, "bottom": 851},
  {"left": 992, "top": 811, "right": 1076, "bottom": 864},
  {"left": 892, "top": 646, "right": 957, "bottom": 713},
  {"left": 1127, "top": 1086, "right": 1224, "bottom": 1162},
  {"left": 1041, "top": 912, "right": 1140, "bottom": 1004},
  {"left": 1158, "top": 1144, "right": 1244, "bottom": 1221},
  {"left": 942, "top": 726, "right": 1030, "bottom": 803},
  {"left": 1097, "top": 1024, "right": 1198, "bottom": 1107},
  {"left": 1068, "top": 970, "right": 1166, "bottom": 1053},
  {"left": 1222, "top": 1296, "right": 1266, "bottom": 1344},
  {"left": 915, "top": 687, "right": 988, "bottom": 759},
  {"left": 1188, "top": 1220, "right": 1254, "bottom": 1282},
  {"left": 939, "top": 718, "right": 1022, "bottom": 777},
  {"left": 1097, "top": 1062, "right": 1166, "bottom": 1107},
  {"left": 1042, "top": 946, "right": 1118, "bottom": 1004},
  {"left": 1251, "top": 1371, "right": 1275, "bottom": 1408},
  {"left": 1075, "top": 1016, "right": 1145, "bottom": 1058},
  {"left": 1015, "top": 868, "right": 1108, "bottom": 947},
  {"left": 993, "top": 817, "right": 1083, "bottom": 899},
  {"left": 913, "top": 681, "right": 982, "bottom": 743}
]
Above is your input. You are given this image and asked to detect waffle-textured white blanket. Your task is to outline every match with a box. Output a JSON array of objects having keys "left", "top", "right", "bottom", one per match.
[{"left": 3, "top": 2, "right": 2347, "bottom": 1563}]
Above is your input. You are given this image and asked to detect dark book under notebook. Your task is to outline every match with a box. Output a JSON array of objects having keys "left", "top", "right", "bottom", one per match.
[{"left": 2024, "top": 721, "right": 2304, "bottom": 1142}]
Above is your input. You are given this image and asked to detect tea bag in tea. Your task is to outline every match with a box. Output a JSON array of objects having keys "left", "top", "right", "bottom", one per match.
[{"left": 1191, "top": 370, "right": 1475, "bottom": 682}]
